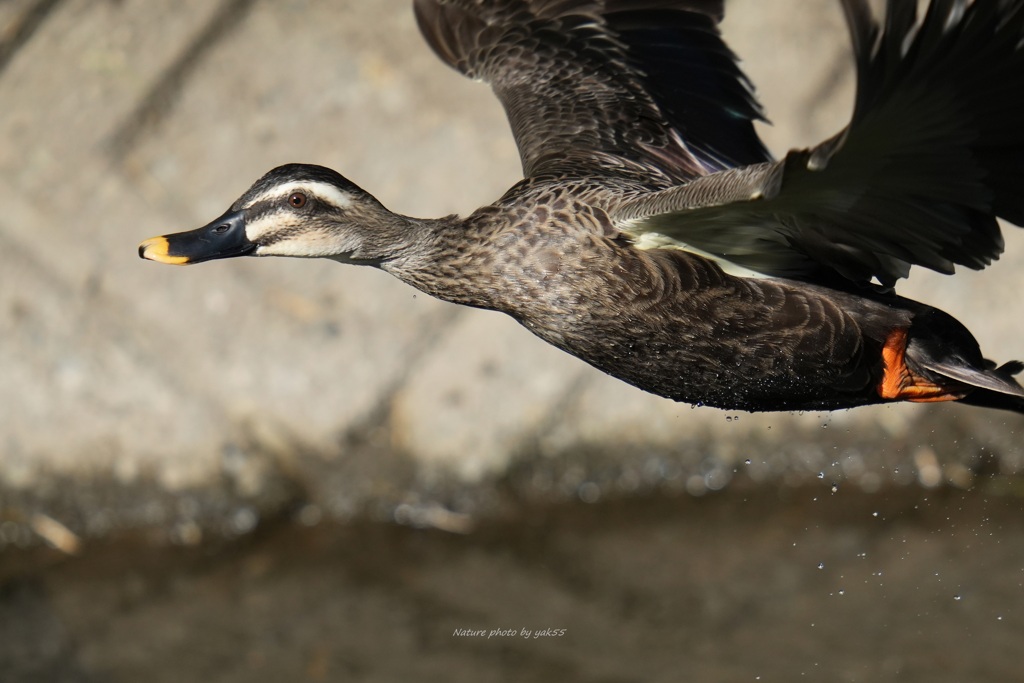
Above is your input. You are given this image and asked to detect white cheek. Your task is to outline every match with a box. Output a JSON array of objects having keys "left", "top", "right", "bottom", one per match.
[
  {"left": 256, "top": 233, "right": 341, "bottom": 258},
  {"left": 244, "top": 215, "right": 282, "bottom": 243}
]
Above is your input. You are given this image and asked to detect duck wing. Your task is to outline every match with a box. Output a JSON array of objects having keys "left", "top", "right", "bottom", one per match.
[
  {"left": 621, "top": 0, "right": 1024, "bottom": 287},
  {"left": 413, "top": 0, "right": 769, "bottom": 183}
]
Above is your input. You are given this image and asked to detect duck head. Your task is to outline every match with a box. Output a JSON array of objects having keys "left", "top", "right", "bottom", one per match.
[{"left": 139, "top": 164, "right": 409, "bottom": 267}]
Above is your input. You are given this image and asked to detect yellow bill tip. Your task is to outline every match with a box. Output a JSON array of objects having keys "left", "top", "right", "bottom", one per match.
[{"left": 138, "top": 236, "right": 190, "bottom": 265}]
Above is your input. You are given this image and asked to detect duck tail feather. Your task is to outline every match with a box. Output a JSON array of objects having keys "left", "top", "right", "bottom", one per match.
[
  {"left": 898, "top": 308, "right": 1024, "bottom": 413},
  {"left": 917, "top": 357, "right": 1024, "bottom": 399}
]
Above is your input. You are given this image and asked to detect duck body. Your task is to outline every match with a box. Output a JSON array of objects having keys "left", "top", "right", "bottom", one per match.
[
  {"left": 381, "top": 175, "right": 996, "bottom": 412},
  {"left": 140, "top": 0, "right": 1024, "bottom": 414}
]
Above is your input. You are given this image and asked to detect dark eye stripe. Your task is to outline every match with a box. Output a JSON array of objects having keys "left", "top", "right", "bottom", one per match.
[{"left": 257, "top": 225, "right": 309, "bottom": 246}]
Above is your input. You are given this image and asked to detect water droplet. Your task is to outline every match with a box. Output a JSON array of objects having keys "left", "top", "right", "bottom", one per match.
[
  {"left": 744, "top": 459, "right": 752, "bottom": 465},
  {"left": 838, "top": 589, "right": 845, "bottom": 596},
  {"left": 872, "top": 511, "right": 879, "bottom": 517},
  {"left": 954, "top": 594, "right": 962, "bottom": 601},
  {"left": 817, "top": 472, "right": 825, "bottom": 479},
  {"left": 297, "top": 504, "right": 322, "bottom": 527},
  {"left": 831, "top": 484, "right": 839, "bottom": 494},
  {"left": 578, "top": 481, "right": 601, "bottom": 504},
  {"left": 229, "top": 507, "right": 258, "bottom": 535},
  {"left": 817, "top": 562, "right": 825, "bottom": 570}
]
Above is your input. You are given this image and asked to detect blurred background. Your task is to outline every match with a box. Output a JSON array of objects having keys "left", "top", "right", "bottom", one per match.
[{"left": 1, "top": 0, "right": 1023, "bottom": 680}]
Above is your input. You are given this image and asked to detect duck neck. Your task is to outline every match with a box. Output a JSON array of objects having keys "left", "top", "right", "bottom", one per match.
[
  {"left": 380, "top": 214, "right": 502, "bottom": 310},
  {"left": 314, "top": 207, "right": 438, "bottom": 268}
]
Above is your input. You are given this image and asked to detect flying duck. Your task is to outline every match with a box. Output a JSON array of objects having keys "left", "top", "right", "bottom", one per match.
[{"left": 140, "top": 0, "right": 1024, "bottom": 414}]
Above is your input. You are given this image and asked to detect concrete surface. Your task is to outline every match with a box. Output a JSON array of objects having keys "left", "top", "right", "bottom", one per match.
[
  {"left": 2, "top": 0, "right": 1022, "bottom": 534},
  {"left": 1, "top": 0, "right": 1023, "bottom": 680}
]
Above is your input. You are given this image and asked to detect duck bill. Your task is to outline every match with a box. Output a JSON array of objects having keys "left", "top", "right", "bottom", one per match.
[{"left": 138, "top": 211, "right": 256, "bottom": 265}]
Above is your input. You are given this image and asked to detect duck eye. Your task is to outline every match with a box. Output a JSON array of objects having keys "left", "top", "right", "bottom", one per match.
[{"left": 288, "top": 192, "right": 307, "bottom": 208}]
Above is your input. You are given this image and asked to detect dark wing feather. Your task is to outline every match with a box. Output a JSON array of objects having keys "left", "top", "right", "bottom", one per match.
[
  {"left": 413, "top": 0, "right": 769, "bottom": 182},
  {"left": 622, "top": 0, "right": 1024, "bottom": 287}
]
